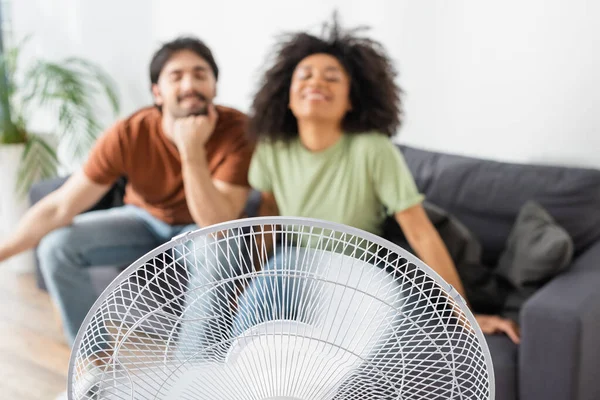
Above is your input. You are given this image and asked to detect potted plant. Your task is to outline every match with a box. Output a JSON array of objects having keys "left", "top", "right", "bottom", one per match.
[{"left": 0, "top": 38, "right": 120, "bottom": 272}]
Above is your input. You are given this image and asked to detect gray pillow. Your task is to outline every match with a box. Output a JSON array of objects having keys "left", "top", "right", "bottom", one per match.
[{"left": 495, "top": 200, "right": 574, "bottom": 288}]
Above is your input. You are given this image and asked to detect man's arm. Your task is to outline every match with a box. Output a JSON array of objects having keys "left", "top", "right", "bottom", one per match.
[
  {"left": 0, "top": 171, "right": 112, "bottom": 263},
  {"left": 173, "top": 105, "right": 251, "bottom": 227},
  {"left": 181, "top": 153, "right": 250, "bottom": 227}
]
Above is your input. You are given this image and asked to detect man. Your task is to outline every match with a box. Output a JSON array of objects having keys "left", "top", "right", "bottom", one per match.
[{"left": 0, "top": 36, "right": 253, "bottom": 356}]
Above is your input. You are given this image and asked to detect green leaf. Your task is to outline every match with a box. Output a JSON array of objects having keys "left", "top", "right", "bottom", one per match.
[
  {"left": 64, "top": 57, "right": 120, "bottom": 115},
  {"left": 2, "top": 34, "right": 121, "bottom": 194},
  {"left": 15, "top": 134, "right": 58, "bottom": 196}
]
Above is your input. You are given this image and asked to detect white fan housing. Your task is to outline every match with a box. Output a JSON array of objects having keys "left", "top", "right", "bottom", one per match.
[{"left": 68, "top": 217, "right": 495, "bottom": 400}]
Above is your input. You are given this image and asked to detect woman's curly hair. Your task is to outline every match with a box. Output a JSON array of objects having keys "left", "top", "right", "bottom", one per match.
[{"left": 248, "top": 13, "right": 402, "bottom": 142}]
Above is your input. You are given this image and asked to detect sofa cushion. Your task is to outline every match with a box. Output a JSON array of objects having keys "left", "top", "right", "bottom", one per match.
[{"left": 398, "top": 145, "right": 600, "bottom": 266}]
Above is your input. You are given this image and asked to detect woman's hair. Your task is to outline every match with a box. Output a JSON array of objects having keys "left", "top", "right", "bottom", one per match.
[{"left": 248, "top": 12, "right": 402, "bottom": 142}]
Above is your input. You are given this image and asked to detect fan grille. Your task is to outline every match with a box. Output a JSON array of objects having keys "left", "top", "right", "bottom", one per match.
[{"left": 69, "top": 217, "right": 494, "bottom": 400}]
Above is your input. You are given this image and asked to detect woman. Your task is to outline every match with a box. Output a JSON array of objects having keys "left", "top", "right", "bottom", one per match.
[{"left": 239, "top": 15, "right": 519, "bottom": 343}]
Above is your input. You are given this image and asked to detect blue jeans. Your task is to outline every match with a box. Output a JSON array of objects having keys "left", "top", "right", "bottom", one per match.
[
  {"left": 233, "top": 246, "right": 323, "bottom": 335},
  {"left": 173, "top": 229, "right": 250, "bottom": 363},
  {"left": 230, "top": 246, "right": 412, "bottom": 397},
  {"left": 232, "top": 245, "right": 404, "bottom": 340},
  {"left": 37, "top": 205, "right": 198, "bottom": 348},
  {"left": 233, "top": 247, "right": 484, "bottom": 398}
]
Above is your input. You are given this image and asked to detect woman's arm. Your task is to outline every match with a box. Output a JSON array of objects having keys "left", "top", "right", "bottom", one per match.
[
  {"left": 395, "top": 203, "right": 467, "bottom": 299},
  {"left": 395, "top": 203, "right": 520, "bottom": 343}
]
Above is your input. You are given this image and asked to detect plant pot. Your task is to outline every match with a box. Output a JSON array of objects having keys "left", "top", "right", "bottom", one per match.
[{"left": 0, "top": 143, "right": 36, "bottom": 274}]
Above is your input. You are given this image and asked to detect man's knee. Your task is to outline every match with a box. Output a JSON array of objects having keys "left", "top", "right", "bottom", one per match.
[{"left": 37, "top": 227, "right": 77, "bottom": 275}]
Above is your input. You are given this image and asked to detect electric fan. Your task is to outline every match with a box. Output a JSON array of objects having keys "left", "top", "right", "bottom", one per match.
[{"left": 68, "top": 217, "right": 494, "bottom": 399}]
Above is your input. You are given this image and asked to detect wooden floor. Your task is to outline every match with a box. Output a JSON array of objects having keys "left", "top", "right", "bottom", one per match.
[{"left": 0, "top": 268, "right": 71, "bottom": 399}]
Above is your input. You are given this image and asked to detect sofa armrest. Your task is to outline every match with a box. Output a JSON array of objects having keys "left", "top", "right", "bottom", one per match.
[{"left": 519, "top": 241, "right": 600, "bottom": 400}]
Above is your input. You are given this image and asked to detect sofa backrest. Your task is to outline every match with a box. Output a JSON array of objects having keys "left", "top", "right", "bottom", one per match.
[{"left": 398, "top": 145, "right": 600, "bottom": 266}]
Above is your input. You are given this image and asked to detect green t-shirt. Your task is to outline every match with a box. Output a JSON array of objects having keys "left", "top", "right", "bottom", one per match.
[{"left": 249, "top": 132, "right": 424, "bottom": 238}]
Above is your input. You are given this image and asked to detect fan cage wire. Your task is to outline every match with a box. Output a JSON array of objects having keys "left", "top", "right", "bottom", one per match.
[{"left": 67, "top": 216, "right": 495, "bottom": 400}]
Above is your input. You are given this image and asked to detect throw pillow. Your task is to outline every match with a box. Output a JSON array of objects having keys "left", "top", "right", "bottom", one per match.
[
  {"left": 495, "top": 200, "right": 574, "bottom": 288},
  {"left": 495, "top": 200, "right": 574, "bottom": 321}
]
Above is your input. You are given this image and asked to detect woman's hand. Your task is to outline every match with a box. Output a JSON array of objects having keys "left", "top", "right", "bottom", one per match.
[{"left": 475, "top": 314, "right": 521, "bottom": 344}]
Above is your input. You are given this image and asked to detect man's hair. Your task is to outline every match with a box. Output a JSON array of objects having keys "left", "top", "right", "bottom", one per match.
[
  {"left": 149, "top": 36, "right": 219, "bottom": 85},
  {"left": 248, "top": 12, "right": 402, "bottom": 142}
]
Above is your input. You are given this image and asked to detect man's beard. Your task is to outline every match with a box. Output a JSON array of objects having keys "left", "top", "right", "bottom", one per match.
[{"left": 172, "top": 92, "right": 209, "bottom": 117}]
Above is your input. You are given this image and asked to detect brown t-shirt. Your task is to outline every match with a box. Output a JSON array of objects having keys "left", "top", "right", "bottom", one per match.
[{"left": 83, "top": 105, "right": 253, "bottom": 225}]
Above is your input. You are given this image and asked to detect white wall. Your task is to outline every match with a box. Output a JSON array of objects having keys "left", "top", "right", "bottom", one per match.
[
  {"left": 12, "top": 0, "right": 156, "bottom": 122},
  {"left": 395, "top": 0, "right": 600, "bottom": 168},
  {"left": 12, "top": 0, "right": 600, "bottom": 168}
]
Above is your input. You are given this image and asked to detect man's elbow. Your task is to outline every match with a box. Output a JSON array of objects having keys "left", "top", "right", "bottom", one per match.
[{"left": 191, "top": 203, "right": 242, "bottom": 228}]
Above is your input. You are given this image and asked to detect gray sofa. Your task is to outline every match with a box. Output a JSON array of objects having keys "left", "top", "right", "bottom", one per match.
[
  {"left": 399, "top": 145, "right": 600, "bottom": 400},
  {"left": 29, "top": 144, "right": 600, "bottom": 400}
]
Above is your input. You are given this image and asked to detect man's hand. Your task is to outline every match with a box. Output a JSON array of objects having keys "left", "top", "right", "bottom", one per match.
[
  {"left": 172, "top": 104, "right": 218, "bottom": 160},
  {"left": 475, "top": 314, "right": 521, "bottom": 344}
]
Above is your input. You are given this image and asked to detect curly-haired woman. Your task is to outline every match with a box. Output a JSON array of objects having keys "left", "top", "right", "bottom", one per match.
[{"left": 237, "top": 14, "right": 519, "bottom": 343}]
